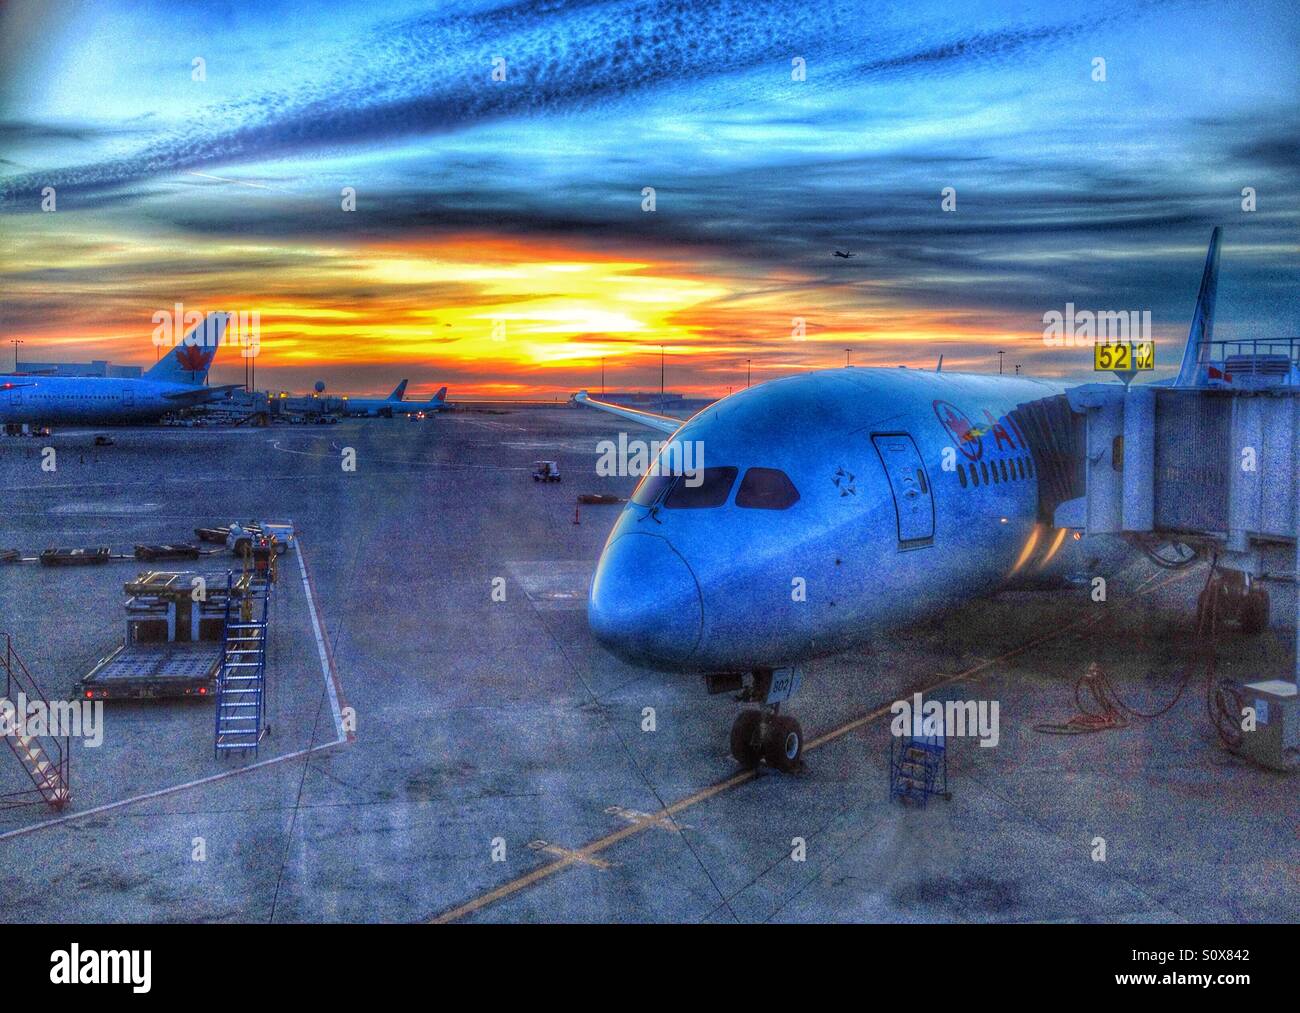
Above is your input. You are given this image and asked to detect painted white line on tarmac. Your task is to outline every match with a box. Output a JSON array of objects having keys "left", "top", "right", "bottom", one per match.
[
  {"left": 0, "top": 741, "right": 344, "bottom": 842},
  {"left": 292, "top": 531, "right": 349, "bottom": 743}
]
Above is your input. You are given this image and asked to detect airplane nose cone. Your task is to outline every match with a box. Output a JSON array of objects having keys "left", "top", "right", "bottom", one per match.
[{"left": 589, "top": 532, "right": 703, "bottom": 667}]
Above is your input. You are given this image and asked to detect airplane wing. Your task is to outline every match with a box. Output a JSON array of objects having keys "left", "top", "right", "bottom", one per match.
[
  {"left": 573, "top": 390, "right": 684, "bottom": 435},
  {"left": 162, "top": 383, "right": 243, "bottom": 405}
]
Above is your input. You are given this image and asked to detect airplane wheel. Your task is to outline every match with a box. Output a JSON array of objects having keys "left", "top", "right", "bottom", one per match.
[
  {"left": 1240, "top": 587, "right": 1270, "bottom": 635},
  {"left": 763, "top": 714, "right": 803, "bottom": 772},
  {"left": 730, "top": 710, "right": 762, "bottom": 768}
]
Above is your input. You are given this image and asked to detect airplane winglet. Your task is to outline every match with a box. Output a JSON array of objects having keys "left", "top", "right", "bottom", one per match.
[{"left": 1173, "top": 227, "right": 1221, "bottom": 387}]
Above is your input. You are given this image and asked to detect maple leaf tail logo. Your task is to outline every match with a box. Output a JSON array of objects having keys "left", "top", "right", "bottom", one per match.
[{"left": 175, "top": 345, "right": 215, "bottom": 373}]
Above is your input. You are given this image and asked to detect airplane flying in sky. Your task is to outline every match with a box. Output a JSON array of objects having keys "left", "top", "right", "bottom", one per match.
[
  {"left": 832, "top": 250, "right": 855, "bottom": 259},
  {"left": 0, "top": 313, "right": 238, "bottom": 427},
  {"left": 343, "top": 381, "right": 448, "bottom": 417},
  {"left": 577, "top": 230, "right": 1247, "bottom": 773}
]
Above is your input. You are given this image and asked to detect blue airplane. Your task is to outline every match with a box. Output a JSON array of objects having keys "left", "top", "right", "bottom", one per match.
[
  {"left": 342, "top": 381, "right": 448, "bottom": 417},
  {"left": 577, "top": 229, "right": 1252, "bottom": 772},
  {"left": 0, "top": 312, "right": 238, "bottom": 426}
]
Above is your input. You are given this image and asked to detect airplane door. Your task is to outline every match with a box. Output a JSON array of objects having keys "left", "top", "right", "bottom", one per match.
[
  {"left": 122, "top": 387, "right": 134, "bottom": 408},
  {"left": 871, "top": 433, "right": 934, "bottom": 544}
]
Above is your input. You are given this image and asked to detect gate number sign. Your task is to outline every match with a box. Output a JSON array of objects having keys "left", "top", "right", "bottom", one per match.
[{"left": 1094, "top": 342, "right": 1154, "bottom": 372}]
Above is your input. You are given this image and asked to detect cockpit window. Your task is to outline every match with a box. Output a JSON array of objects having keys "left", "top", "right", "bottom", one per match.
[
  {"left": 735, "top": 467, "right": 800, "bottom": 510},
  {"left": 630, "top": 472, "right": 676, "bottom": 506},
  {"left": 663, "top": 467, "right": 738, "bottom": 509}
]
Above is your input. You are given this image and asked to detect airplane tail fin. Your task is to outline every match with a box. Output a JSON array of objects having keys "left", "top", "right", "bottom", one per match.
[
  {"left": 146, "top": 312, "right": 230, "bottom": 385},
  {"left": 1172, "top": 227, "right": 1221, "bottom": 387},
  {"left": 432, "top": 386, "right": 447, "bottom": 403},
  {"left": 387, "top": 379, "right": 409, "bottom": 402}
]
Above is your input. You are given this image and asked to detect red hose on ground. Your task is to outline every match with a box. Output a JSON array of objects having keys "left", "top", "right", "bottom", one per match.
[{"left": 1035, "top": 562, "right": 1244, "bottom": 742}]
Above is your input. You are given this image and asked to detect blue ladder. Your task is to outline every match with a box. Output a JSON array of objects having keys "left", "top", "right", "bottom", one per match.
[
  {"left": 214, "top": 571, "right": 272, "bottom": 757},
  {"left": 889, "top": 732, "right": 949, "bottom": 807}
]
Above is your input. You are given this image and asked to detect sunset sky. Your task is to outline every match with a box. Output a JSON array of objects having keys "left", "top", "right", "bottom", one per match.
[{"left": 2, "top": 0, "right": 1297, "bottom": 398}]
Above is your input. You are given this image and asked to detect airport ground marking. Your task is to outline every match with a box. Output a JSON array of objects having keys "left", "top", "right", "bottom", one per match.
[
  {"left": 292, "top": 529, "right": 352, "bottom": 743},
  {"left": 431, "top": 567, "right": 1196, "bottom": 923},
  {"left": 528, "top": 840, "right": 613, "bottom": 870},
  {"left": 605, "top": 805, "right": 692, "bottom": 833},
  {"left": 0, "top": 740, "right": 345, "bottom": 843},
  {"left": 269, "top": 438, "right": 529, "bottom": 472}
]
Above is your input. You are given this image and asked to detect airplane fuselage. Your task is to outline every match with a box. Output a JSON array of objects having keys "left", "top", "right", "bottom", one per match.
[
  {"left": 345, "top": 399, "right": 445, "bottom": 417},
  {"left": 588, "top": 367, "right": 1126, "bottom": 673},
  {"left": 0, "top": 374, "right": 221, "bottom": 425}
]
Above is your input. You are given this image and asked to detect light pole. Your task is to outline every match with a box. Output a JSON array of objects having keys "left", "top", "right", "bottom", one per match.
[
  {"left": 845, "top": 348, "right": 851, "bottom": 367},
  {"left": 601, "top": 356, "right": 605, "bottom": 396},
  {"left": 998, "top": 350, "right": 1004, "bottom": 375},
  {"left": 660, "top": 345, "right": 664, "bottom": 406},
  {"left": 12, "top": 339, "right": 23, "bottom": 371},
  {"left": 746, "top": 358, "right": 751, "bottom": 388}
]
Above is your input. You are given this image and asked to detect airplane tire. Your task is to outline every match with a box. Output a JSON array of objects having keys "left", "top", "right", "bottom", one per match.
[
  {"left": 1240, "top": 588, "right": 1270, "bottom": 635},
  {"left": 763, "top": 715, "right": 803, "bottom": 772},
  {"left": 730, "top": 710, "right": 762, "bottom": 768}
]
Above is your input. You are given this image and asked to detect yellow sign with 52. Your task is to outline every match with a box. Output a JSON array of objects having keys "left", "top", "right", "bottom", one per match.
[{"left": 1094, "top": 341, "right": 1154, "bottom": 372}]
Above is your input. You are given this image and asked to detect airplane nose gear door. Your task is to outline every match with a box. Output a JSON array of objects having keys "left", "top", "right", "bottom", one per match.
[{"left": 871, "top": 433, "right": 934, "bottom": 544}]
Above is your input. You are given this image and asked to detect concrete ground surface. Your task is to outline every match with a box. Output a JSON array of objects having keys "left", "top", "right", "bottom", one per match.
[{"left": 0, "top": 409, "right": 1295, "bottom": 923}]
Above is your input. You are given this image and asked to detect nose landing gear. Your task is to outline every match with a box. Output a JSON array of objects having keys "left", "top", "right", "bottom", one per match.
[{"left": 709, "top": 668, "right": 805, "bottom": 773}]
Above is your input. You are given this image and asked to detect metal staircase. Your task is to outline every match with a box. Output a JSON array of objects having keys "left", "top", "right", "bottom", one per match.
[
  {"left": 1, "top": 634, "right": 71, "bottom": 810},
  {"left": 214, "top": 571, "right": 272, "bottom": 757},
  {"left": 889, "top": 732, "right": 949, "bottom": 807}
]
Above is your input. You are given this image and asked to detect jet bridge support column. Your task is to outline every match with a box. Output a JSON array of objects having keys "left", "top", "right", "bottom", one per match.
[
  {"left": 1122, "top": 386, "right": 1155, "bottom": 533},
  {"left": 1294, "top": 397, "right": 1299, "bottom": 687},
  {"left": 1228, "top": 396, "right": 1266, "bottom": 556}
]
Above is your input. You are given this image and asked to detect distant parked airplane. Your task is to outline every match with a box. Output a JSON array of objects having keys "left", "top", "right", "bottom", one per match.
[
  {"left": 0, "top": 313, "right": 238, "bottom": 427},
  {"left": 343, "top": 381, "right": 448, "bottom": 417}
]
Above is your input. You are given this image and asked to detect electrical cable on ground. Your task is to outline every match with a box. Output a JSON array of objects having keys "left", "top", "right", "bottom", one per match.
[{"left": 1036, "top": 561, "right": 1247, "bottom": 743}]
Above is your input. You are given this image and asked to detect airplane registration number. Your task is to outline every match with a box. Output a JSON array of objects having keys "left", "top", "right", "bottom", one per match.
[{"left": 766, "top": 666, "right": 803, "bottom": 704}]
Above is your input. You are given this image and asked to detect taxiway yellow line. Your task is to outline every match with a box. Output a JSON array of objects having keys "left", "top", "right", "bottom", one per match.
[{"left": 431, "top": 567, "right": 1194, "bottom": 924}]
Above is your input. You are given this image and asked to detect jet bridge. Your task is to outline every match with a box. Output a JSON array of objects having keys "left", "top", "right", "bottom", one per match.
[
  {"left": 1026, "top": 374, "right": 1299, "bottom": 768},
  {"left": 1055, "top": 382, "right": 1299, "bottom": 585}
]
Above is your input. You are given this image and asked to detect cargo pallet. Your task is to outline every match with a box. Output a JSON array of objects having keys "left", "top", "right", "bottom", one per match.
[{"left": 78, "top": 570, "right": 234, "bottom": 700}]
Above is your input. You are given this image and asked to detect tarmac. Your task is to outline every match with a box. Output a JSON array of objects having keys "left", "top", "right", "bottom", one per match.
[{"left": 0, "top": 408, "right": 1295, "bottom": 922}]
